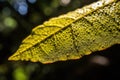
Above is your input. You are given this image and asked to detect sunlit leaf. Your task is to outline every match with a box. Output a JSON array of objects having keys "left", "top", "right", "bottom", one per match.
[{"left": 8, "top": 0, "right": 120, "bottom": 64}]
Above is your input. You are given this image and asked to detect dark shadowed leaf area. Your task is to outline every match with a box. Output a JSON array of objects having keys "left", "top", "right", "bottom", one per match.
[{"left": 0, "top": 0, "right": 120, "bottom": 80}]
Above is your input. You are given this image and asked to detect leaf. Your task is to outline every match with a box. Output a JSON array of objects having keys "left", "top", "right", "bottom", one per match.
[{"left": 8, "top": 0, "right": 120, "bottom": 64}]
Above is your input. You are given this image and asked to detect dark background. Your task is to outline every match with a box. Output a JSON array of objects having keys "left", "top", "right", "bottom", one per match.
[{"left": 0, "top": 0, "right": 120, "bottom": 80}]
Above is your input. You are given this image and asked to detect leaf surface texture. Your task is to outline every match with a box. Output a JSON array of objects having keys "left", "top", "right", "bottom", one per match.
[{"left": 9, "top": 0, "right": 120, "bottom": 64}]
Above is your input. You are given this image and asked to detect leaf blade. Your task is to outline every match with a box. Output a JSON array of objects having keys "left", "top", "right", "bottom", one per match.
[{"left": 9, "top": 0, "right": 120, "bottom": 64}]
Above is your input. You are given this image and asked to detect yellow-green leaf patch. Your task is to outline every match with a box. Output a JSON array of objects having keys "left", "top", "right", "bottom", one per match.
[{"left": 9, "top": 0, "right": 120, "bottom": 64}]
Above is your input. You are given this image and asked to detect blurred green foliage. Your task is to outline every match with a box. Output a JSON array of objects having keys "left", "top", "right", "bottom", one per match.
[{"left": 0, "top": 0, "right": 120, "bottom": 80}]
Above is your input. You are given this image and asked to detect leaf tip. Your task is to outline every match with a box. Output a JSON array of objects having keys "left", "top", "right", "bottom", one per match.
[{"left": 8, "top": 56, "right": 18, "bottom": 61}]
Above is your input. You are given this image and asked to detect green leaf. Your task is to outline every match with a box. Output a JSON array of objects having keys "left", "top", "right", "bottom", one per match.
[{"left": 8, "top": 0, "right": 120, "bottom": 64}]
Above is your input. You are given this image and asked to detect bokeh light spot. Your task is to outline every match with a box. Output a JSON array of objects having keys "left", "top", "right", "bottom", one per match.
[
  {"left": 90, "top": 55, "right": 110, "bottom": 66},
  {"left": 4, "top": 17, "right": 17, "bottom": 29},
  {"left": 13, "top": 67, "right": 28, "bottom": 80},
  {"left": 44, "top": 7, "right": 53, "bottom": 16},
  {"left": 18, "top": 3, "right": 28, "bottom": 15},
  {"left": 13, "top": 1, "right": 28, "bottom": 15},
  {"left": 60, "top": 0, "right": 71, "bottom": 6}
]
